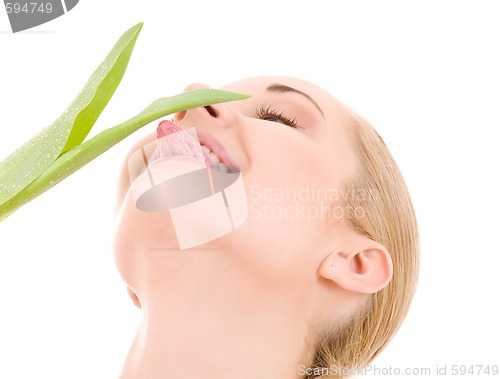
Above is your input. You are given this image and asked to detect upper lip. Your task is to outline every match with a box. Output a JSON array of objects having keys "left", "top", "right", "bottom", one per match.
[{"left": 195, "top": 129, "right": 239, "bottom": 172}]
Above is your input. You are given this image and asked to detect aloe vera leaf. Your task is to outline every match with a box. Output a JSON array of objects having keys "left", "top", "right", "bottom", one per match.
[
  {"left": 0, "top": 22, "right": 143, "bottom": 206},
  {"left": 0, "top": 89, "right": 249, "bottom": 220}
]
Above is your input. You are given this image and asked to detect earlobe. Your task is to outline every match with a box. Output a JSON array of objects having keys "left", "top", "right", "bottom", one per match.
[{"left": 318, "top": 243, "right": 393, "bottom": 294}]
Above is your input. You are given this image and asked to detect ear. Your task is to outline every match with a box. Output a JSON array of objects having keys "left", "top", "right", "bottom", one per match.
[{"left": 318, "top": 242, "right": 393, "bottom": 294}]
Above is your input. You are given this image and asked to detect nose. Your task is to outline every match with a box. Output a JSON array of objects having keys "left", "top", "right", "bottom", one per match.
[{"left": 173, "top": 83, "right": 235, "bottom": 128}]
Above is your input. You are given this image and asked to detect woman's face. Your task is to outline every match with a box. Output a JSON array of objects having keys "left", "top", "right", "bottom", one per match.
[{"left": 115, "top": 76, "right": 357, "bottom": 308}]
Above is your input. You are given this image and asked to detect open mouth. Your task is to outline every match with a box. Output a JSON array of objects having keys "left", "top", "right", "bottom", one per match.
[{"left": 156, "top": 120, "right": 239, "bottom": 173}]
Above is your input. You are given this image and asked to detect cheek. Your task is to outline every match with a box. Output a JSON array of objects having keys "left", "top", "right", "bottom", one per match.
[
  {"left": 232, "top": 135, "right": 338, "bottom": 276},
  {"left": 220, "top": 215, "right": 325, "bottom": 291},
  {"left": 244, "top": 126, "right": 327, "bottom": 186},
  {"left": 227, "top": 176, "right": 331, "bottom": 283},
  {"left": 243, "top": 138, "right": 333, "bottom": 229}
]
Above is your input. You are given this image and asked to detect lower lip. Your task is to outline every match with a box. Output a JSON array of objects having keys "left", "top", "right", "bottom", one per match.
[{"left": 195, "top": 130, "right": 239, "bottom": 172}]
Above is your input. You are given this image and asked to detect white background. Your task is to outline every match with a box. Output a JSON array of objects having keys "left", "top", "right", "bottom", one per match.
[{"left": 1, "top": 1, "right": 499, "bottom": 378}]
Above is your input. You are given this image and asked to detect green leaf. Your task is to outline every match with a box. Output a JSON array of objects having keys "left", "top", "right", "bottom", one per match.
[
  {"left": 0, "top": 22, "right": 143, "bottom": 206},
  {"left": 0, "top": 89, "right": 249, "bottom": 220}
]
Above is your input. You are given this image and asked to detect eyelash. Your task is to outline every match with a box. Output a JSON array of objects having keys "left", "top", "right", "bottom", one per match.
[{"left": 256, "top": 105, "right": 300, "bottom": 129}]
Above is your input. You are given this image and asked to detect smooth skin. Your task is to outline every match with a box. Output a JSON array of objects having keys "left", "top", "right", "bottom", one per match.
[{"left": 114, "top": 76, "right": 392, "bottom": 379}]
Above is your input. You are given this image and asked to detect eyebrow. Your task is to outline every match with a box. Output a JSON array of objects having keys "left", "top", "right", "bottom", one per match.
[{"left": 266, "top": 83, "right": 325, "bottom": 118}]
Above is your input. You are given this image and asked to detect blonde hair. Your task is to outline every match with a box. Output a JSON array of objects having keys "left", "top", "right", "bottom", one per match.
[{"left": 307, "top": 110, "right": 420, "bottom": 378}]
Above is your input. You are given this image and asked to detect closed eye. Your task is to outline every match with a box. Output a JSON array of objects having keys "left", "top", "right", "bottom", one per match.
[{"left": 256, "top": 106, "right": 301, "bottom": 129}]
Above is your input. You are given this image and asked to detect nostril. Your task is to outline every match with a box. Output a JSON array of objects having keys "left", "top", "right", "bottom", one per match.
[
  {"left": 205, "top": 106, "right": 218, "bottom": 118},
  {"left": 174, "top": 110, "right": 186, "bottom": 123}
]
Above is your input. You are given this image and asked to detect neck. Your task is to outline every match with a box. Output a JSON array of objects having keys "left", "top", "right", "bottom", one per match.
[{"left": 118, "top": 275, "right": 311, "bottom": 378}]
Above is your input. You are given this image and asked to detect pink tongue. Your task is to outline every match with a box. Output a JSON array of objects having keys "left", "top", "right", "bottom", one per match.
[
  {"left": 155, "top": 120, "right": 206, "bottom": 164},
  {"left": 156, "top": 120, "right": 181, "bottom": 138}
]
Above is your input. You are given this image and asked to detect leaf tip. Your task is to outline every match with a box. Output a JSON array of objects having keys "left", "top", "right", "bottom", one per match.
[{"left": 128, "top": 22, "right": 144, "bottom": 36}]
